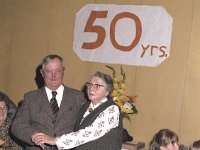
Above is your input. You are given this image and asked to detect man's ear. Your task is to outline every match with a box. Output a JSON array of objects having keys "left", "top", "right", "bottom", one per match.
[
  {"left": 40, "top": 69, "right": 43, "bottom": 77},
  {"left": 106, "top": 91, "right": 109, "bottom": 97}
]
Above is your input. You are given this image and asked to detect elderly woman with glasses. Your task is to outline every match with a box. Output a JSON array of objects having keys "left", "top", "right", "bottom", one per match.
[
  {"left": 0, "top": 92, "right": 22, "bottom": 149},
  {"left": 32, "top": 71, "right": 123, "bottom": 150}
]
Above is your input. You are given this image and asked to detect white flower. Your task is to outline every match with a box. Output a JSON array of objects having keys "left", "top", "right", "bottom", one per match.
[{"left": 124, "top": 102, "right": 133, "bottom": 109}]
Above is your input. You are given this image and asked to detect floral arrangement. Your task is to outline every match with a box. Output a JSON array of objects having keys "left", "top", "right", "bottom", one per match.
[{"left": 106, "top": 65, "right": 138, "bottom": 120}]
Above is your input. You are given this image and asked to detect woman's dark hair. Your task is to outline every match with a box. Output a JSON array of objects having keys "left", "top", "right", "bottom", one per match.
[
  {"left": 150, "top": 129, "right": 179, "bottom": 150},
  {"left": 0, "top": 91, "right": 9, "bottom": 109},
  {"left": 190, "top": 140, "right": 200, "bottom": 150}
]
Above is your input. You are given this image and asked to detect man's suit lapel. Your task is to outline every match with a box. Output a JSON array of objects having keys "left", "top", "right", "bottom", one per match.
[
  {"left": 57, "top": 87, "right": 69, "bottom": 118},
  {"left": 39, "top": 87, "right": 53, "bottom": 118}
]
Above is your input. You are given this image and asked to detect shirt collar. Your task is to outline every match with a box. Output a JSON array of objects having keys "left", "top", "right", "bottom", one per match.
[{"left": 45, "top": 84, "right": 64, "bottom": 102}]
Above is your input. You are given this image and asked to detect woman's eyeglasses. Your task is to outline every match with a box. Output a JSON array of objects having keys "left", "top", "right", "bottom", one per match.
[
  {"left": 0, "top": 106, "right": 7, "bottom": 111},
  {"left": 86, "top": 82, "right": 105, "bottom": 90}
]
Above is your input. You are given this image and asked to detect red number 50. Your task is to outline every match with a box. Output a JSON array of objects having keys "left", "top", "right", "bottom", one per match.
[{"left": 82, "top": 11, "right": 142, "bottom": 52}]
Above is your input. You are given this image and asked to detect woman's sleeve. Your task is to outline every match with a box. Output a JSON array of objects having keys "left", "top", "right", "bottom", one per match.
[{"left": 56, "top": 105, "right": 120, "bottom": 150}]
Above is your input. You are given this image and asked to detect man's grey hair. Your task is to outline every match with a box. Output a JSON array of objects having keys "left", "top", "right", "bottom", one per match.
[{"left": 41, "top": 54, "right": 65, "bottom": 71}]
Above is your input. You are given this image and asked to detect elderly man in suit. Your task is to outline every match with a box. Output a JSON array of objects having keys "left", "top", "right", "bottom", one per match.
[{"left": 11, "top": 54, "right": 86, "bottom": 150}]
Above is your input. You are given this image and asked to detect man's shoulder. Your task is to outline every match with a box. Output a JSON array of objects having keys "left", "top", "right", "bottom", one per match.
[
  {"left": 24, "top": 88, "right": 45, "bottom": 97},
  {"left": 63, "top": 86, "right": 86, "bottom": 103},
  {"left": 63, "top": 86, "right": 83, "bottom": 94}
]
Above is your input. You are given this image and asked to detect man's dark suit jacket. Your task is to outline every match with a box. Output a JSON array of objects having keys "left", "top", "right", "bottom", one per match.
[{"left": 11, "top": 86, "right": 86, "bottom": 150}]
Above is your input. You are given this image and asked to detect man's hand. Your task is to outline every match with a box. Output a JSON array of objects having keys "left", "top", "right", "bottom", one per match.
[{"left": 32, "top": 132, "right": 56, "bottom": 145}]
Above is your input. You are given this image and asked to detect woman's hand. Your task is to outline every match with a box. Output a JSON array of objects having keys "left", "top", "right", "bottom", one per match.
[
  {"left": 32, "top": 132, "right": 56, "bottom": 145},
  {"left": 0, "top": 139, "right": 4, "bottom": 146}
]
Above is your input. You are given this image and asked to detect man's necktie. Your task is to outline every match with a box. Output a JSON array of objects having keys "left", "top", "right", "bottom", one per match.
[{"left": 50, "top": 91, "right": 59, "bottom": 122}]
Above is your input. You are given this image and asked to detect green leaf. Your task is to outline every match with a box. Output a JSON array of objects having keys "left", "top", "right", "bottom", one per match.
[
  {"left": 120, "top": 66, "right": 126, "bottom": 82},
  {"left": 106, "top": 65, "right": 116, "bottom": 78}
]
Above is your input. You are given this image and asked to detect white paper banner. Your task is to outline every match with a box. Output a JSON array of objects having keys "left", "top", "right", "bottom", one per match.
[{"left": 73, "top": 4, "right": 173, "bottom": 67}]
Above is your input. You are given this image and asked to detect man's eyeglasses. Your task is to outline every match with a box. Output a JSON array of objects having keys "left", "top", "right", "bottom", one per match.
[
  {"left": 86, "top": 82, "right": 105, "bottom": 90},
  {"left": 43, "top": 69, "right": 63, "bottom": 77}
]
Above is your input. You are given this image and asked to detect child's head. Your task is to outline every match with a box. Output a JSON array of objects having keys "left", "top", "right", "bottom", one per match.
[
  {"left": 190, "top": 140, "right": 200, "bottom": 150},
  {"left": 150, "top": 129, "right": 179, "bottom": 150}
]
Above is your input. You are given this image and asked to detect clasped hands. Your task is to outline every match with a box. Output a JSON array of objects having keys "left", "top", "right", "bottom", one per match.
[{"left": 31, "top": 132, "right": 56, "bottom": 146}]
